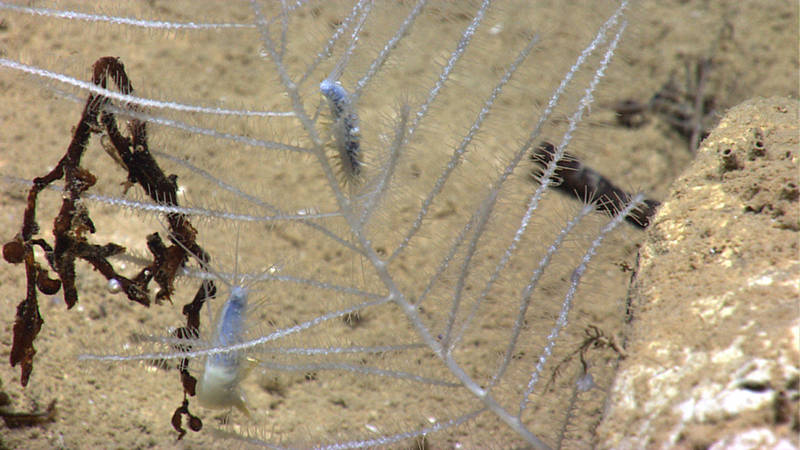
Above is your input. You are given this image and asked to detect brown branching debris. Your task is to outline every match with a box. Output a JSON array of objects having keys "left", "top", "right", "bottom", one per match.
[
  {"left": 544, "top": 325, "right": 627, "bottom": 393},
  {"left": 612, "top": 56, "right": 719, "bottom": 153},
  {"left": 2, "top": 57, "right": 213, "bottom": 437}
]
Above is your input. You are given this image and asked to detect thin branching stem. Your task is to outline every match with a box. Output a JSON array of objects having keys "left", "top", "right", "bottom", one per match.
[
  {"left": 252, "top": 343, "right": 425, "bottom": 355},
  {"left": 454, "top": 3, "right": 629, "bottom": 344},
  {"left": 326, "top": 0, "right": 374, "bottom": 83},
  {"left": 519, "top": 193, "right": 644, "bottom": 417},
  {"left": 486, "top": 203, "right": 595, "bottom": 387},
  {"left": 228, "top": 408, "right": 487, "bottom": 450},
  {"left": 182, "top": 269, "right": 384, "bottom": 299},
  {"left": 97, "top": 100, "right": 309, "bottom": 153},
  {"left": 0, "top": 1, "right": 256, "bottom": 29},
  {"left": 298, "top": 0, "right": 370, "bottom": 86},
  {"left": 389, "top": 32, "right": 541, "bottom": 263},
  {"left": 352, "top": 0, "right": 428, "bottom": 101},
  {"left": 152, "top": 150, "right": 363, "bottom": 255},
  {"left": 261, "top": 361, "right": 460, "bottom": 387},
  {"left": 0, "top": 58, "right": 294, "bottom": 117},
  {"left": 77, "top": 194, "right": 341, "bottom": 223},
  {"left": 363, "top": 0, "right": 491, "bottom": 228},
  {"left": 79, "top": 296, "right": 393, "bottom": 363},
  {"left": 250, "top": 0, "right": 322, "bottom": 147}
]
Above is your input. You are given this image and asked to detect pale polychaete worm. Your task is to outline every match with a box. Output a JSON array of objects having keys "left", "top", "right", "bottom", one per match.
[
  {"left": 320, "top": 78, "right": 362, "bottom": 179},
  {"left": 152, "top": 228, "right": 258, "bottom": 418},
  {"left": 195, "top": 283, "right": 254, "bottom": 418}
]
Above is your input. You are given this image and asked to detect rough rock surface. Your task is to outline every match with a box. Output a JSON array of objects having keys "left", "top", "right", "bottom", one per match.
[{"left": 598, "top": 97, "right": 799, "bottom": 449}]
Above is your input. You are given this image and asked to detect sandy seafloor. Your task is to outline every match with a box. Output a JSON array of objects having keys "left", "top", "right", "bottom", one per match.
[{"left": 0, "top": 1, "right": 797, "bottom": 449}]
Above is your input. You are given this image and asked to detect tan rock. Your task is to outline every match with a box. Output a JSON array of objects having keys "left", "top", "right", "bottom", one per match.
[{"left": 597, "top": 97, "right": 799, "bottom": 449}]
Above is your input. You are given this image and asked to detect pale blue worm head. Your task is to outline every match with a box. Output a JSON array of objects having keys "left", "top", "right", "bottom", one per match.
[
  {"left": 211, "top": 285, "right": 248, "bottom": 368},
  {"left": 319, "top": 79, "right": 361, "bottom": 178},
  {"left": 319, "top": 79, "right": 342, "bottom": 100},
  {"left": 320, "top": 79, "right": 351, "bottom": 113}
]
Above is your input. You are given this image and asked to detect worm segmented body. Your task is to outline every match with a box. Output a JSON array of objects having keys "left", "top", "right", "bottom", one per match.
[
  {"left": 320, "top": 79, "right": 361, "bottom": 179},
  {"left": 196, "top": 286, "right": 251, "bottom": 417}
]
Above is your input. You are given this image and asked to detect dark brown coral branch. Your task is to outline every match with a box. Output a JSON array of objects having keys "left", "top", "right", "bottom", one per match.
[
  {"left": 171, "top": 397, "right": 203, "bottom": 440},
  {"left": 3, "top": 57, "right": 214, "bottom": 410}
]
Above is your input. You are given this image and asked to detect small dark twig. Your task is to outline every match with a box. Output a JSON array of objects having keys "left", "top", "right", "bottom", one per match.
[
  {"left": 0, "top": 400, "right": 57, "bottom": 428},
  {"left": 649, "top": 56, "right": 716, "bottom": 152},
  {"left": 544, "top": 325, "right": 626, "bottom": 393}
]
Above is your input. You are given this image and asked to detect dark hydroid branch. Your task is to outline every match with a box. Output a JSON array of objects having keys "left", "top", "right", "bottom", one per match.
[
  {"left": 2, "top": 57, "right": 224, "bottom": 438},
  {"left": 1, "top": 57, "right": 212, "bottom": 385}
]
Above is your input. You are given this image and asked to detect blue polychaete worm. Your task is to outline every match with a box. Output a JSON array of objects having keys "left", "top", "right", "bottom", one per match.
[
  {"left": 196, "top": 285, "right": 253, "bottom": 418},
  {"left": 320, "top": 78, "right": 361, "bottom": 179}
]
